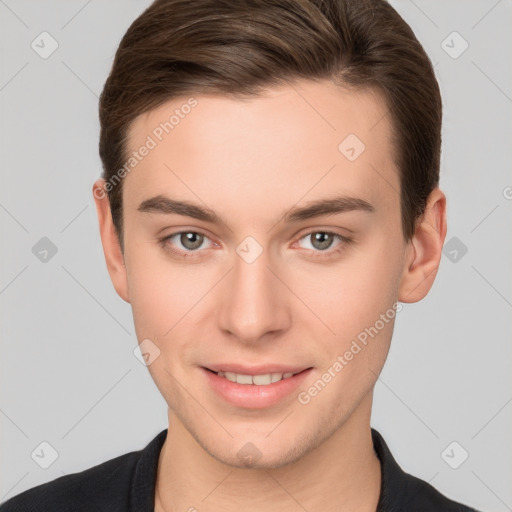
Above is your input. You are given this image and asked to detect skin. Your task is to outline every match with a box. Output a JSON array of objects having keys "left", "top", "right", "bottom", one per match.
[{"left": 93, "top": 78, "right": 447, "bottom": 512}]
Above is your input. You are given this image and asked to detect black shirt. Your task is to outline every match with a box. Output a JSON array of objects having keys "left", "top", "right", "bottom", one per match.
[{"left": 0, "top": 428, "right": 481, "bottom": 511}]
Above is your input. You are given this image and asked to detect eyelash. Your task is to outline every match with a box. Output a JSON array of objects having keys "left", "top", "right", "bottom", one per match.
[{"left": 158, "top": 230, "right": 353, "bottom": 260}]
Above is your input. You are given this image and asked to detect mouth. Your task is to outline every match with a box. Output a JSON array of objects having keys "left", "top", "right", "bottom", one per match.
[
  {"left": 201, "top": 365, "right": 313, "bottom": 409},
  {"left": 203, "top": 367, "right": 308, "bottom": 386}
]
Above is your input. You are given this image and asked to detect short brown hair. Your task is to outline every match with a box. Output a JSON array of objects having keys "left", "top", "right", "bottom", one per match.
[{"left": 98, "top": 0, "right": 442, "bottom": 251}]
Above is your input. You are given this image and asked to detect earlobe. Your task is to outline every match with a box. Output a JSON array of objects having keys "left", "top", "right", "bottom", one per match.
[
  {"left": 398, "top": 188, "right": 447, "bottom": 303},
  {"left": 92, "top": 179, "right": 130, "bottom": 303}
]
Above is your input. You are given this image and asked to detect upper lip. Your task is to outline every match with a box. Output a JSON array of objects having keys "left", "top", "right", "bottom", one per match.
[{"left": 203, "top": 364, "right": 312, "bottom": 375}]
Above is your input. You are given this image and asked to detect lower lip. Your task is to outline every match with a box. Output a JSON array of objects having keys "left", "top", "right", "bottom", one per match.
[{"left": 201, "top": 367, "right": 313, "bottom": 409}]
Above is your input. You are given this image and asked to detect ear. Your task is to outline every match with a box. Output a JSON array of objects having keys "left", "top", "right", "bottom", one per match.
[
  {"left": 398, "top": 187, "right": 447, "bottom": 303},
  {"left": 92, "top": 179, "right": 130, "bottom": 303}
]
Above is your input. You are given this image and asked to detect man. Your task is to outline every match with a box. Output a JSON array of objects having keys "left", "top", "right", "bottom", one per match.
[{"left": 0, "top": 0, "right": 481, "bottom": 510}]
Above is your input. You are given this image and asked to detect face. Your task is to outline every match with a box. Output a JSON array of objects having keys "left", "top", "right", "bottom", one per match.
[{"left": 105, "top": 79, "right": 415, "bottom": 468}]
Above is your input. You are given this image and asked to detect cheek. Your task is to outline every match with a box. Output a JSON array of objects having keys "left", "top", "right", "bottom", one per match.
[
  {"left": 303, "top": 244, "right": 402, "bottom": 340},
  {"left": 124, "top": 242, "right": 171, "bottom": 340},
  {"left": 300, "top": 264, "right": 399, "bottom": 414},
  {"left": 125, "top": 243, "right": 215, "bottom": 343}
]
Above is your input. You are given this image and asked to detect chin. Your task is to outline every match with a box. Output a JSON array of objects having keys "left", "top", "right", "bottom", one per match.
[
  {"left": 198, "top": 425, "right": 318, "bottom": 470},
  {"left": 209, "top": 444, "right": 305, "bottom": 470}
]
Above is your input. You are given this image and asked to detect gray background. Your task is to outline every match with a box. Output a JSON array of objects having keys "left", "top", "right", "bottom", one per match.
[{"left": 0, "top": 1, "right": 510, "bottom": 510}]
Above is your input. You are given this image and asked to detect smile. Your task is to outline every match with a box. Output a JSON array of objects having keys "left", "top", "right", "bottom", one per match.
[
  {"left": 202, "top": 366, "right": 313, "bottom": 409},
  {"left": 214, "top": 370, "right": 300, "bottom": 386}
]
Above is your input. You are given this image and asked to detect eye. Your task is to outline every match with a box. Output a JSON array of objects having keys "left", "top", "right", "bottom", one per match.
[
  {"left": 158, "top": 229, "right": 353, "bottom": 260},
  {"left": 159, "top": 231, "right": 214, "bottom": 257},
  {"left": 296, "top": 230, "right": 352, "bottom": 257}
]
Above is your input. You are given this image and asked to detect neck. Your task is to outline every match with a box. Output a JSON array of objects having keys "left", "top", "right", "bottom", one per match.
[{"left": 155, "top": 392, "right": 381, "bottom": 512}]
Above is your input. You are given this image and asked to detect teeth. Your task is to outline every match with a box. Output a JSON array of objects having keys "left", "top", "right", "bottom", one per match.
[
  {"left": 223, "top": 371, "right": 237, "bottom": 383},
  {"left": 253, "top": 374, "right": 272, "bottom": 385},
  {"left": 236, "top": 373, "right": 253, "bottom": 385},
  {"left": 216, "top": 371, "right": 297, "bottom": 385}
]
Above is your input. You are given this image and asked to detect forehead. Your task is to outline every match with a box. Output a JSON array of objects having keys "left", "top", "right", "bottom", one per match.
[{"left": 123, "top": 79, "right": 398, "bottom": 221}]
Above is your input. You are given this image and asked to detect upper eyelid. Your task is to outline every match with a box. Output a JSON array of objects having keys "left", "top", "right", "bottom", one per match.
[{"left": 295, "top": 228, "right": 350, "bottom": 242}]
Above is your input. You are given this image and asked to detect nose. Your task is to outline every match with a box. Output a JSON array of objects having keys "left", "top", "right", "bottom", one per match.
[{"left": 217, "top": 243, "right": 291, "bottom": 345}]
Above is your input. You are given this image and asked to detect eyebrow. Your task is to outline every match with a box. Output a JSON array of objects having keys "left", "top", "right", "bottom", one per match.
[{"left": 137, "top": 194, "right": 374, "bottom": 225}]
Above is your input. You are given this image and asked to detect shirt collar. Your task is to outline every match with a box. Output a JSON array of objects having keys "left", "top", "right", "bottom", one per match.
[
  {"left": 130, "top": 427, "right": 406, "bottom": 511},
  {"left": 372, "top": 427, "right": 409, "bottom": 510}
]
